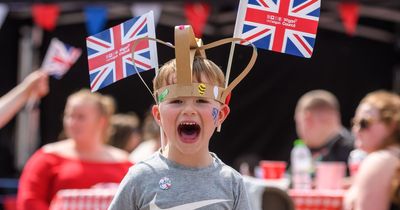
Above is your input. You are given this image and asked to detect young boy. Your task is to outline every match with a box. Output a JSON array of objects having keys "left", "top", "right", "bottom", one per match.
[{"left": 108, "top": 25, "right": 254, "bottom": 210}]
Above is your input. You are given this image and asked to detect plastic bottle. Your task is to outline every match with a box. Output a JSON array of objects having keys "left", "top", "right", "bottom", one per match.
[
  {"left": 348, "top": 149, "right": 367, "bottom": 177},
  {"left": 291, "top": 139, "right": 312, "bottom": 190}
]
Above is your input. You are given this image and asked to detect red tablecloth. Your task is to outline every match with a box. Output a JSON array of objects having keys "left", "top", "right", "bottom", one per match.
[
  {"left": 49, "top": 188, "right": 117, "bottom": 210},
  {"left": 288, "top": 189, "right": 345, "bottom": 210}
]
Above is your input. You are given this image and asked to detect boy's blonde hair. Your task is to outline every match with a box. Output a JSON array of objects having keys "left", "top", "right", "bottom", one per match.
[{"left": 153, "top": 56, "right": 225, "bottom": 92}]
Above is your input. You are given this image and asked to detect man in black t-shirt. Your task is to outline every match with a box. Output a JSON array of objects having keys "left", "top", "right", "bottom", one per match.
[{"left": 294, "top": 90, "right": 354, "bottom": 175}]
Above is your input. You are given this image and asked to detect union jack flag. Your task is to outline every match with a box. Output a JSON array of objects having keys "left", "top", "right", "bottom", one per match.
[
  {"left": 42, "top": 38, "right": 82, "bottom": 79},
  {"left": 234, "top": 0, "right": 320, "bottom": 58},
  {"left": 86, "top": 11, "right": 158, "bottom": 91}
]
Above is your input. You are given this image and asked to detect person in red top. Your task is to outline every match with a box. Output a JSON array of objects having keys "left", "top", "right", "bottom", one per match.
[{"left": 17, "top": 89, "right": 132, "bottom": 210}]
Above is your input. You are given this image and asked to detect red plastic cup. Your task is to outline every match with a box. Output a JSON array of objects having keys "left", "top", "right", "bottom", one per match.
[{"left": 259, "top": 160, "right": 287, "bottom": 179}]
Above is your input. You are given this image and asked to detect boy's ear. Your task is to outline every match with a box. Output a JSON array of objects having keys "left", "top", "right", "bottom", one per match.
[
  {"left": 218, "top": 104, "right": 230, "bottom": 126},
  {"left": 152, "top": 105, "right": 162, "bottom": 126}
]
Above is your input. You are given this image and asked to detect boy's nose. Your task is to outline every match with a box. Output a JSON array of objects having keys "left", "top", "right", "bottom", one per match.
[{"left": 182, "top": 104, "right": 196, "bottom": 116}]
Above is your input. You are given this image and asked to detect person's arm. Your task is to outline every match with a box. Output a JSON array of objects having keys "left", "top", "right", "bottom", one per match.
[
  {"left": 0, "top": 70, "right": 48, "bottom": 128},
  {"left": 17, "top": 149, "right": 54, "bottom": 210},
  {"left": 351, "top": 152, "right": 397, "bottom": 210}
]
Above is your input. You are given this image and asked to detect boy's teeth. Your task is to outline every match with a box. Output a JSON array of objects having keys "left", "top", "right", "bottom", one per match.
[{"left": 180, "top": 122, "right": 196, "bottom": 125}]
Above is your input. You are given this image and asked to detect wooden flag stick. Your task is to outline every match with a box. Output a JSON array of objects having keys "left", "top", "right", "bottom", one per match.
[
  {"left": 225, "top": 42, "right": 236, "bottom": 88},
  {"left": 218, "top": 42, "right": 236, "bottom": 132}
]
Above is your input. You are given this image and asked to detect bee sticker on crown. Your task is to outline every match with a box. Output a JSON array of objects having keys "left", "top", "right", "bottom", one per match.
[{"left": 198, "top": 84, "right": 206, "bottom": 95}]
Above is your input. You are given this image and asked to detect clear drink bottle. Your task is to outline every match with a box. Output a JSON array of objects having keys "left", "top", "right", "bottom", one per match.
[{"left": 291, "top": 139, "right": 312, "bottom": 190}]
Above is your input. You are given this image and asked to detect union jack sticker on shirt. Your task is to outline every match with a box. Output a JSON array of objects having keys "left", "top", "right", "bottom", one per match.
[
  {"left": 86, "top": 11, "right": 158, "bottom": 91},
  {"left": 234, "top": 0, "right": 320, "bottom": 58},
  {"left": 42, "top": 38, "right": 82, "bottom": 79}
]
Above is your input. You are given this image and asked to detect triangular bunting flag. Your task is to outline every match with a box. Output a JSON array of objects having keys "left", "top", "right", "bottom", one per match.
[
  {"left": 0, "top": 4, "right": 8, "bottom": 29},
  {"left": 32, "top": 4, "right": 59, "bottom": 31},
  {"left": 84, "top": 6, "right": 108, "bottom": 35},
  {"left": 131, "top": 3, "right": 162, "bottom": 26},
  {"left": 338, "top": 1, "right": 360, "bottom": 36},
  {"left": 184, "top": 3, "right": 210, "bottom": 37}
]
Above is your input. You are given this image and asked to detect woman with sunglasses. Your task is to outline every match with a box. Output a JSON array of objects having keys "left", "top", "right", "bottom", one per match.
[{"left": 344, "top": 90, "right": 400, "bottom": 210}]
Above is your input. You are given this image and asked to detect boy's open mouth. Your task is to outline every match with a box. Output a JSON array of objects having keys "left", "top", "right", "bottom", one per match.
[{"left": 178, "top": 122, "right": 200, "bottom": 143}]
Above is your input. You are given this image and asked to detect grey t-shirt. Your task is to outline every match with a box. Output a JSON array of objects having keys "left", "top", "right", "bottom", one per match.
[{"left": 108, "top": 151, "right": 251, "bottom": 210}]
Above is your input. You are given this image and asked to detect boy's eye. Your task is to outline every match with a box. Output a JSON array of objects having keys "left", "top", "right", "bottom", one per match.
[
  {"left": 196, "top": 99, "right": 209, "bottom": 103},
  {"left": 170, "top": 99, "right": 183, "bottom": 104}
]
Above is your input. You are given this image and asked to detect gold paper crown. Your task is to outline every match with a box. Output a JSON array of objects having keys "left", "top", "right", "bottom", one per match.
[{"left": 131, "top": 25, "right": 257, "bottom": 105}]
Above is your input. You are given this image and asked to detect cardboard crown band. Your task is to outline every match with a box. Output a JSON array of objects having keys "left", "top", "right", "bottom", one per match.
[
  {"left": 131, "top": 25, "right": 257, "bottom": 105},
  {"left": 155, "top": 83, "right": 226, "bottom": 104}
]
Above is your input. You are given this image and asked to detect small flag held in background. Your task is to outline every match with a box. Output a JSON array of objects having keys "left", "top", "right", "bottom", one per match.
[
  {"left": 234, "top": 0, "right": 321, "bottom": 58},
  {"left": 42, "top": 38, "right": 82, "bottom": 79},
  {"left": 86, "top": 11, "right": 158, "bottom": 92}
]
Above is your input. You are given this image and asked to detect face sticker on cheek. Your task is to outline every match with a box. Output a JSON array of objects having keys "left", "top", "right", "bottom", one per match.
[{"left": 212, "top": 107, "right": 219, "bottom": 126}]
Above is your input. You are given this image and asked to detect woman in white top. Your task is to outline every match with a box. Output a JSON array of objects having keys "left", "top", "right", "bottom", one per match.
[{"left": 344, "top": 90, "right": 400, "bottom": 210}]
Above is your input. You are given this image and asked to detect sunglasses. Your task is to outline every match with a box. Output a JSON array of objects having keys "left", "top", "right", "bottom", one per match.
[{"left": 351, "top": 118, "right": 375, "bottom": 130}]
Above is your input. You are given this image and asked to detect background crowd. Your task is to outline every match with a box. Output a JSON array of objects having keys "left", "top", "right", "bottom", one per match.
[{"left": 2, "top": 67, "right": 400, "bottom": 210}]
